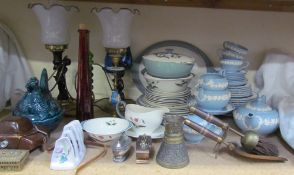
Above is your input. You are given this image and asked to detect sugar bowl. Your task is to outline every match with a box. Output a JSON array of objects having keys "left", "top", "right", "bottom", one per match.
[
  {"left": 112, "top": 134, "right": 132, "bottom": 162},
  {"left": 198, "top": 72, "right": 228, "bottom": 91}
]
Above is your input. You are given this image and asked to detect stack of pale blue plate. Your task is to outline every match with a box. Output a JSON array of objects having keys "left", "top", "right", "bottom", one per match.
[{"left": 219, "top": 41, "right": 257, "bottom": 108}]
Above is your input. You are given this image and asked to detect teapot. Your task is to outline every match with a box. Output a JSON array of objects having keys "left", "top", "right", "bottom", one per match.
[
  {"left": 116, "top": 101, "right": 169, "bottom": 135},
  {"left": 233, "top": 95, "right": 279, "bottom": 136}
]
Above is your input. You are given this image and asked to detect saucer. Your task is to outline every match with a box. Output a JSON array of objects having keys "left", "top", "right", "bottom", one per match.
[
  {"left": 197, "top": 103, "right": 235, "bottom": 115},
  {"left": 228, "top": 80, "right": 247, "bottom": 86},
  {"left": 125, "top": 125, "right": 164, "bottom": 139}
]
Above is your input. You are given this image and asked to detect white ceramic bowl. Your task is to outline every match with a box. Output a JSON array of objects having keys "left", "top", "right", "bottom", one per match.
[
  {"left": 144, "top": 72, "right": 194, "bottom": 93},
  {"left": 82, "top": 117, "right": 133, "bottom": 142}
]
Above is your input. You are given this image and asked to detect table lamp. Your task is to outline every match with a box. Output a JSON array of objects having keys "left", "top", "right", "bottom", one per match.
[
  {"left": 93, "top": 7, "right": 137, "bottom": 103},
  {"left": 29, "top": 3, "right": 79, "bottom": 101}
]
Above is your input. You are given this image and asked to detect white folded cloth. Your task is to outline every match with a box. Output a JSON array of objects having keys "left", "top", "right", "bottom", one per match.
[
  {"left": 255, "top": 52, "right": 294, "bottom": 149},
  {"left": 0, "top": 22, "right": 32, "bottom": 111}
]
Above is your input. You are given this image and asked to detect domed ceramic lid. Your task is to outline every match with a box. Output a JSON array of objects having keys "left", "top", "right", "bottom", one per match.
[
  {"left": 143, "top": 49, "right": 195, "bottom": 63},
  {"left": 244, "top": 95, "right": 273, "bottom": 112}
]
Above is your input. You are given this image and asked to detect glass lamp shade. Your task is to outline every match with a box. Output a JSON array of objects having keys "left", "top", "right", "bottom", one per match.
[
  {"left": 31, "top": 4, "right": 78, "bottom": 45},
  {"left": 95, "top": 8, "right": 135, "bottom": 48}
]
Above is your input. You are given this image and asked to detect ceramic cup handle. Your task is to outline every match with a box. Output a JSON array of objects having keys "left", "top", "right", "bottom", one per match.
[
  {"left": 116, "top": 100, "right": 126, "bottom": 119},
  {"left": 218, "top": 69, "right": 226, "bottom": 77}
]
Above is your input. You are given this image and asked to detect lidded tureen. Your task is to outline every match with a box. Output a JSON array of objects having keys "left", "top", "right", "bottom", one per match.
[
  {"left": 143, "top": 49, "right": 195, "bottom": 63},
  {"left": 143, "top": 49, "right": 195, "bottom": 78},
  {"left": 233, "top": 95, "right": 279, "bottom": 136}
]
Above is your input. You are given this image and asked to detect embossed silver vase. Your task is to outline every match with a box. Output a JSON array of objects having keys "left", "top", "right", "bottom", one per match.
[{"left": 156, "top": 118, "right": 189, "bottom": 169}]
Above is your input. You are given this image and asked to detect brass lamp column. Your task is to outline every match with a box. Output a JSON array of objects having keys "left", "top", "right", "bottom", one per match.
[{"left": 45, "top": 44, "right": 70, "bottom": 100}]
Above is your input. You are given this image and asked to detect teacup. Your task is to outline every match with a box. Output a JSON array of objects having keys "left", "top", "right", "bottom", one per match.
[
  {"left": 198, "top": 73, "right": 228, "bottom": 91},
  {"left": 116, "top": 101, "right": 170, "bottom": 135},
  {"left": 223, "top": 41, "right": 248, "bottom": 55},
  {"left": 220, "top": 58, "right": 249, "bottom": 71},
  {"left": 221, "top": 49, "right": 244, "bottom": 60}
]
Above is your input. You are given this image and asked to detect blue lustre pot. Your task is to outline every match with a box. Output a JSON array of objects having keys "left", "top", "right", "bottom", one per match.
[
  {"left": 13, "top": 69, "right": 63, "bottom": 131},
  {"left": 233, "top": 95, "right": 279, "bottom": 136}
]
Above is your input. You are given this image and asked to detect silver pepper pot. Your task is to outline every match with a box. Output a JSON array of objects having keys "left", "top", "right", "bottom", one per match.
[{"left": 111, "top": 134, "right": 132, "bottom": 162}]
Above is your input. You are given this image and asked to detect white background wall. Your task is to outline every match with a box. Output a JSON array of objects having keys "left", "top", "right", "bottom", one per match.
[{"left": 1, "top": 0, "right": 294, "bottom": 100}]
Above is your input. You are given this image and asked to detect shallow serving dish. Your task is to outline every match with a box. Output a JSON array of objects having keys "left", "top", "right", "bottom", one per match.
[
  {"left": 144, "top": 72, "right": 194, "bottom": 93},
  {"left": 82, "top": 117, "right": 133, "bottom": 142}
]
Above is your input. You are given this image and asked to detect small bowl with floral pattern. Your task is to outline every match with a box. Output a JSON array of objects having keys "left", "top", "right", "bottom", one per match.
[{"left": 82, "top": 117, "right": 133, "bottom": 142}]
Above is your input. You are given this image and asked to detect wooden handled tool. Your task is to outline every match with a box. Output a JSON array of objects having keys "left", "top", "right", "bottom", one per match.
[
  {"left": 183, "top": 119, "right": 224, "bottom": 144},
  {"left": 189, "top": 106, "right": 286, "bottom": 158},
  {"left": 183, "top": 118, "right": 287, "bottom": 162},
  {"left": 189, "top": 106, "right": 244, "bottom": 136}
]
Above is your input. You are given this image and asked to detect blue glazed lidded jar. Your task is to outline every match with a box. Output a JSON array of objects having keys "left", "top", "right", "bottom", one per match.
[
  {"left": 13, "top": 69, "right": 63, "bottom": 131},
  {"left": 233, "top": 95, "right": 279, "bottom": 136}
]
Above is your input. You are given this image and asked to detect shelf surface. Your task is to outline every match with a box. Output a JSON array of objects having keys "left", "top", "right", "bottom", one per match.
[{"left": 2, "top": 114, "right": 294, "bottom": 175}]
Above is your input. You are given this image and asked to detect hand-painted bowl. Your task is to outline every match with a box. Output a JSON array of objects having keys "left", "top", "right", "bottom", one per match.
[
  {"left": 143, "top": 50, "right": 195, "bottom": 78},
  {"left": 144, "top": 72, "right": 194, "bottom": 93},
  {"left": 82, "top": 117, "right": 133, "bottom": 142},
  {"left": 198, "top": 73, "right": 228, "bottom": 91}
]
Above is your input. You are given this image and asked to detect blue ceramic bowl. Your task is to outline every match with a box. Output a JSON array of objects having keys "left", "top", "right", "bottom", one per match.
[
  {"left": 208, "top": 123, "right": 224, "bottom": 137},
  {"left": 183, "top": 114, "right": 209, "bottom": 144},
  {"left": 196, "top": 88, "right": 231, "bottom": 110}
]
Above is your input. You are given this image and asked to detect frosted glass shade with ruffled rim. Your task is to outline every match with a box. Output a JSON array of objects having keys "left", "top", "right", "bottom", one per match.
[
  {"left": 31, "top": 4, "right": 78, "bottom": 45},
  {"left": 94, "top": 8, "right": 135, "bottom": 48}
]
